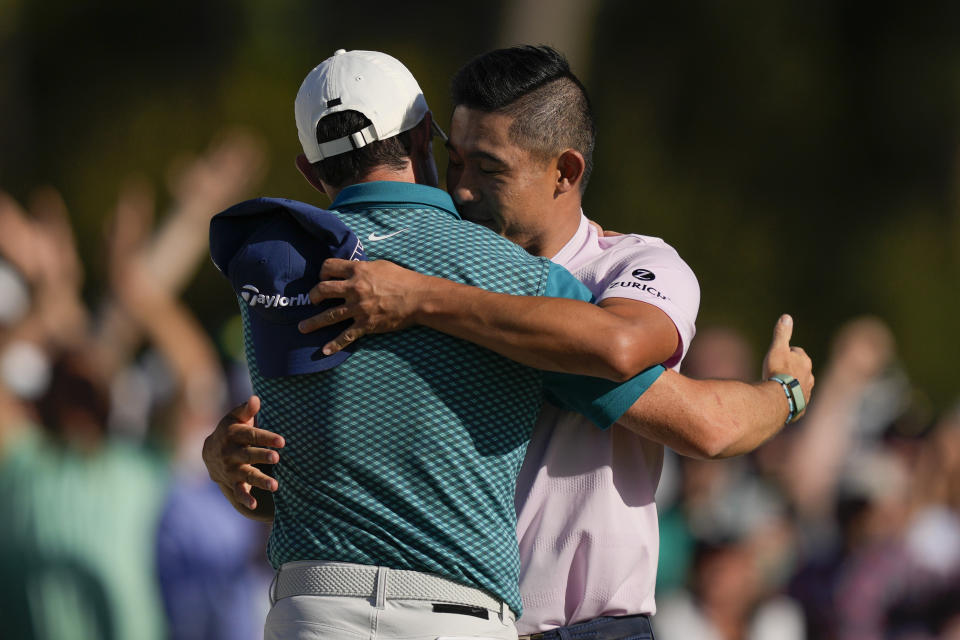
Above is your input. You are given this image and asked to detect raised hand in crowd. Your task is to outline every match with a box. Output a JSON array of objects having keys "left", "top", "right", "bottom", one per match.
[
  {"left": 781, "top": 316, "right": 896, "bottom": 519},
  {"left": 0, "top": 188, "right": 89, "bottom": 350},
  {"left": 106, "top": 176, "right": 229, "bottom": 462},
  {"left": 95, "top": 129, "right": 267, "bottom": 375}
]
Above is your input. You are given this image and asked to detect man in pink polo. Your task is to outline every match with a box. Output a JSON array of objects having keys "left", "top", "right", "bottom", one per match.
[
  {"left": 513, "top": 217, "right": 698, "bottom": 629},
  {"left": 206, "top": 46, "right": 811, "bottom": 639}
]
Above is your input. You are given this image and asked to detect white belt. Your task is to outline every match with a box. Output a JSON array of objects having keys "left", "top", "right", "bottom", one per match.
[{"left": 272, "top": 561, "right": 515, "bottom": 620}]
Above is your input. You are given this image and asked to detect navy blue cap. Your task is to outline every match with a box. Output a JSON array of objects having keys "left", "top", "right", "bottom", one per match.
[{"left": 210, "top": 197, "right": 366, "bottom": 378}]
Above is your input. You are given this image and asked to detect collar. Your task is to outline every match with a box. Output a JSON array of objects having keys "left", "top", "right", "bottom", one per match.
[
  {"left": 549, "top": 211, "right": 592, "bottom": 267},
  {"left": 331, "top": 181, "right": 461, "bottom": 219}
]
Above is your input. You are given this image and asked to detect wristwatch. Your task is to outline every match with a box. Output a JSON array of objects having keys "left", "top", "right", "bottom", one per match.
[{"left": 767, "top": 374, "right": 806, "bottom": 424}]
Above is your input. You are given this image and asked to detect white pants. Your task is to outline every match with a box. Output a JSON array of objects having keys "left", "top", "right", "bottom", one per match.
[{"left": 264, "top": 564, "right": 518, "bottom": 640}]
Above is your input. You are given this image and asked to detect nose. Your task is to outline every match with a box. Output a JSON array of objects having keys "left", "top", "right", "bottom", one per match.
[
  {"left": 450, "top": 173, "right": 480, "bottom": 205},
  {"left": 452, "top": 185, "right": 481, "bottom": 206}
]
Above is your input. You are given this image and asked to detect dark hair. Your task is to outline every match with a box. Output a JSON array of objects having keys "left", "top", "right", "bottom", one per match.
[
  {"left": 451, "top": 45, "right": 596, "bottom": 192},
  {"left": 310, "top": 110, "right": 414, "bottom": 188}
]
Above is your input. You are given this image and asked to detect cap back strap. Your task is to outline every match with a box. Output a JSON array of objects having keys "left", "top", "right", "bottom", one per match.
[{"left": 315, "top": 123, "right": 379, "bottom": 160}]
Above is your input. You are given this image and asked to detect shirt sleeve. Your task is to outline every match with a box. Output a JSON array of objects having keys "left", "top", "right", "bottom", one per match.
[
  {"left": 542, "top": 366, "right": 664, "bottom": 430},
  {"left": 540, "top": 262, "right": 665, "bottom": 429},
  {"left": 596, "top": 241, "right": 700, "bottom": 370}
]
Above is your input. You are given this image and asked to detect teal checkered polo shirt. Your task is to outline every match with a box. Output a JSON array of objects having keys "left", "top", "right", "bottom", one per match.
[{"left": 239, "top": 182, "right": 662, "bottom": 615}]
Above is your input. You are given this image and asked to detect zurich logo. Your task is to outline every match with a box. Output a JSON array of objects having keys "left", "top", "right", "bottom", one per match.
[
  {"left": 632, "top": 269, "right": 655, "bottom": 281},
  {"left": 240, "top": 284, "right": 259, "bottom": 302}
]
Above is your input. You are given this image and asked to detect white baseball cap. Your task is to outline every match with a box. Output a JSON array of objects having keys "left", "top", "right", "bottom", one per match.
[{"left": 295, "top": 49, "right": 430, "bottom": 162}]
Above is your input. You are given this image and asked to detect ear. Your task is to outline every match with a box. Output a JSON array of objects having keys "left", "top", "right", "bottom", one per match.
[
  {"left": 410, "top": 112, "right": 433, "bottom": 153},
  {"left": 295, "top": 154, "right": 327, "bottom": 195},
  {"left": 408, "top": 113, "right": 440, "bottom": 188},
  {"left": 555, "top": 149, "right": 585, "bottom": 194}
]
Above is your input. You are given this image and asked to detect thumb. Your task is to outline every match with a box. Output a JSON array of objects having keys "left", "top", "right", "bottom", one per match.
[
  {"left": 232, "top": 395, "right": 261, "bottom": 424},
  {"left": 770, "top": 314, "right": 794, "bottom": 352}
]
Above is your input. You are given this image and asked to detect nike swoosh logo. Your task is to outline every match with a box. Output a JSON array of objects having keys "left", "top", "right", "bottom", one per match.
[{"left": 367, "top": 229, "right": 408, "bottom": 242}]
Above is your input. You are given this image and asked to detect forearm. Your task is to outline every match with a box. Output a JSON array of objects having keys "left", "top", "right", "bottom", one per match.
[
  {"left": 127, "top": 290, "right": 222, "bottom": 391},
  {"left": 618, "top": 370, "right": 790, "bottom": 459},
  {"left": 308, "top": 259, "right": 677, "bottom": 378},
  {"left": 414, "top": 277, "right": 655, "bottom": 381}
]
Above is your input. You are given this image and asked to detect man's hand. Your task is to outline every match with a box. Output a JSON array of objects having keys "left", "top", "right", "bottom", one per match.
[
  {"left": 202, "top": 395, "right": 284, "bottom": 517},
  {"left": 762, "top": 314, "right": 814, "bottom": 418},
  {"left": 298, "top": 258, "right": 430, "bottom": 354}
]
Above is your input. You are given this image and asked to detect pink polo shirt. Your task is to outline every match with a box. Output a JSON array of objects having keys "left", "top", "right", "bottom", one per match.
[{"left": 514, "top": 214, "right": 700, "bottom": 633}]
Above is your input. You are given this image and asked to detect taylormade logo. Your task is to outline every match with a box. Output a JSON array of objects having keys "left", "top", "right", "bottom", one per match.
[{"left": 239, "top": 284, "right": 311, "bottom": 308}]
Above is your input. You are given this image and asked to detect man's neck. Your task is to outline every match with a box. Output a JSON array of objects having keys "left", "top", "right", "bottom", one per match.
[
  {"left": 525, "top": 202, "right": 583, "bottom": 259},
  {"left": 322, "top": 165, "right": 417, "bottom": 203}
]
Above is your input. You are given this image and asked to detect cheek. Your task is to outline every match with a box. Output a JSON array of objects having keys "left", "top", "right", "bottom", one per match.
[
  {"left": 446, "top": 164, "right": 462, "bottom": 190},
  {"left": 489, "top": 189, "right": 528, "bottom": 229},
  {"left": 486, "top": 183, "right": 515, "bottom": 217},
  {"left": 507, "top": 180, "right": 548, "bottom": 222}
]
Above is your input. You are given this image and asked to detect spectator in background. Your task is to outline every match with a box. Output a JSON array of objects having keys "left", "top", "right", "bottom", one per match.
[
  {"left": 0, "top": 186, "right": 170, "bottom": 639},
  {"left": 0, "top": 348, "right": 170, "bottom": 640},
  {"left": 0, "top": 130, "right": 270, "bottom": 640},
  {"left": 892, "top": 410, "right": 960, "bottom": 637},
  {"left": 0, "top": 187, "right": 165, "bottom": 639},
  {"left": 655, "top": 536, "right": 805, "bottom": 640},
  {"left": 785, "top": 318, "right": 960, "bottom": 640}
]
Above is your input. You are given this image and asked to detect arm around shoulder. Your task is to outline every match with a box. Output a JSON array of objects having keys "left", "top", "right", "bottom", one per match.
[{"left": 304, "top": 258, "right": 676, "bottom": 380}]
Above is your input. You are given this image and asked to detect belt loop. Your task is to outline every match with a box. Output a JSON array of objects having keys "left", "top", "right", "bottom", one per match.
[
  {"left": 375, "top": 566, "right": 388, "bottom": 609},
  {"left": 269, "top": 570, "right": 279, "bottom": 606}
]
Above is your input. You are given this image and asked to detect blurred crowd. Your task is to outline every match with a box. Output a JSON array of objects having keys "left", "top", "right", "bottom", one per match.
[
  {"left": 0, "top": 135, "right": 957, "bottom": 640},
  {"left": 655, "top": 320, "right": 960, "bottom": 640},
  {"left": 0, "top": 131, "right": 272, "bottom": 640}
]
